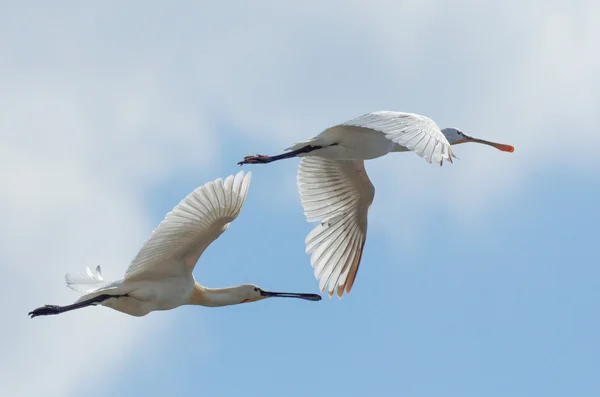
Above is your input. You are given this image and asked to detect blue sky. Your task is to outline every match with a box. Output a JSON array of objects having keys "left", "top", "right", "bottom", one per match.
[{"left": 2, "top": 2, "right": 600, "bottom": 397}]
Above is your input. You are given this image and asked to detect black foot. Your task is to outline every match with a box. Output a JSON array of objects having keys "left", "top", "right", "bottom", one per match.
[
  {"left": 29, "top": 304, "right": 61, "bottom": 318},
  {"left": 237, "top": 154, "right": 271, "bottom": 165}
]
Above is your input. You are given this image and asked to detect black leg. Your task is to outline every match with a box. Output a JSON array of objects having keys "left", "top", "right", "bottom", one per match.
[
  {"left": 237, "top": 145, "right": 324, "bottom": 165},
  {"left": 28, "top": 293, "right": 126, "bottom": 318}
]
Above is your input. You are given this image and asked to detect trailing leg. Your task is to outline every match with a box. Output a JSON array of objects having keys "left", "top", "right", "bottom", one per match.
[
  {"left": 237, "top": 145, "right": 324, "bottom": 165},
  {"left": 28, "top": 293, "right": 126, "bottom": 318}
]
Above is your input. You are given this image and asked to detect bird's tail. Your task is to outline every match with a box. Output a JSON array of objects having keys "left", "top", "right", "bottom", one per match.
[{"left": 65, "top": 265, "right": 113, "bottom": 293}]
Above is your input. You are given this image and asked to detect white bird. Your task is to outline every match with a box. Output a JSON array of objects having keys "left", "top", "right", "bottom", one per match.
[
  {"left": 238, "top": 111, "right": 514, "bottom": 298},
  {"left": 29, "top": 171, "right": 321, "bottom": 318}
]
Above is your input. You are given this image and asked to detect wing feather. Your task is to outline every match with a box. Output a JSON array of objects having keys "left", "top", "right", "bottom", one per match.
[
  {"left": 123, "top": 171, "right": 252, "bottom": 281},
  {"left": 298, "top": 157, "right": 374, "bottom": 298},
  {"left": 341, "top": 110, "right": 456, "bottom": 165}
]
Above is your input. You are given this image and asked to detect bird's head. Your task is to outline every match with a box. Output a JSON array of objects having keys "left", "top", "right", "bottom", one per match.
[
  {"left": 441, "top": 128, "right": 514, "bottom": 152},
  {"left": 237, "top": 284, "right": 322, "bottom": 304}
]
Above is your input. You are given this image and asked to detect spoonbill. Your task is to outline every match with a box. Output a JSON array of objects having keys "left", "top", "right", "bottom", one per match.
[
  {"left": 238, "top": 111, "right": 514, "bottom": 298},
  {"left": 29, "top": 171, "right": 321, "bottom": 318}
]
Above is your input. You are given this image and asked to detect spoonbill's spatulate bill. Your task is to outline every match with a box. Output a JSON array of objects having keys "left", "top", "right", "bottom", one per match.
[
  {"left": 238, "top": 111, "right": 514, "bottom": 298},
  {"left": 29, "top": 171, "right": 321, "bottom": 319}
]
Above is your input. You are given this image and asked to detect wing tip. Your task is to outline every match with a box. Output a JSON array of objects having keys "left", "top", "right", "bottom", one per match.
[
  {"left": 221, "top": 170, "right": 252, "bottom": 216},
  {"left": 343, "top": 239, "right": 365, "bottom": 295},
  {"left": 317, "top": 237, "right": 365, "bottom": 299}
]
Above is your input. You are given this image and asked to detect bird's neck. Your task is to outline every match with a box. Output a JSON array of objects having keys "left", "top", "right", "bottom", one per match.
[{"left": 189, "top": 283, "right": 244, "bottom": 307}]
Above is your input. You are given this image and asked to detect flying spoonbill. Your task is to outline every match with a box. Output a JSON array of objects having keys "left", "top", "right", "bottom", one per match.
[
  {"left": 238, "top": 111, "right": 514, "bottom": 298},
  {"left": 29, "top": 171, "right": 321, "bottom": 318}
]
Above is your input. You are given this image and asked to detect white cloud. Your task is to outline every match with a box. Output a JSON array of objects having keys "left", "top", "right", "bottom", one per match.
[
  {"left": 0, "top": 14, "right": 217, "bottom": 394},
  {"left": 2, "top": 1, "right": 599, "bottom": 395}
]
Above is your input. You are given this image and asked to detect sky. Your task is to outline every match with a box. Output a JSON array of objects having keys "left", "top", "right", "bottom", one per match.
[{"left": 1, "top": 1, "right": 600, "bottom": 396}]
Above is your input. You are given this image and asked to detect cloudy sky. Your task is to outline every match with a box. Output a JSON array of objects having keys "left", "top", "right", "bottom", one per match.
[{"left": 2, "top": 1, "right": 599, "bottom": 396}]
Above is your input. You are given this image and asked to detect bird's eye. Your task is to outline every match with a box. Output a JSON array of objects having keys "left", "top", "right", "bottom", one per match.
[{"left": 254, "top": 287, "right": 259, "bottom": 292}]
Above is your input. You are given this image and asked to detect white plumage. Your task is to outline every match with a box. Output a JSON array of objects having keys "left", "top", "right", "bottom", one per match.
[
  {"left": 298, "top": 157, "right": 374, "bottom": 297},
  {"left": 123, "top": 170, "right": 250, "bottom": 282},
  {"left": 65, "top": 265, "right": 109, "bottom": 293}
]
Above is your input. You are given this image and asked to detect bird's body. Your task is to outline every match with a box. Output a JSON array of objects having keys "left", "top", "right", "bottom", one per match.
[
  {"left": 277, "top": 111, "right": 464, "bottom": 163},
  {"left": 288, "top": 125, "right": 402, "bottom": 160},
  {"left": 238, "top": 111, "right": 514, "bottom": 298},
  {"left": 72, "top": 275, "right": 196, "bottom": 317},
  {"left": 29, "top": 171, "right": 321, "bottom": 319}
]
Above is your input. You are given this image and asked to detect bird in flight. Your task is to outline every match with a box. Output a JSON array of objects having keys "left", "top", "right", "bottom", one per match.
[
  {"left": 238, "top": 110, "right": 514, "bottom": 298},
  {"left": 29, "top": 171, "right": 321, "bottom": 318}
]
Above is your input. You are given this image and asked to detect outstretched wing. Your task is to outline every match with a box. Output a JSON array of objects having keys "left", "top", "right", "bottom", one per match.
[
  {"left": 342, "top": 110, "right": 456, "bottom": 165},
  {"left": 298, "top": 157, "right": 374, "bottom": 298},
  {"left": 123, "top": 171, "right": 252, "bottom": 281}
]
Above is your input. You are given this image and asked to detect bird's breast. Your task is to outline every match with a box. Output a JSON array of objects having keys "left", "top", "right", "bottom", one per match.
[{"left": 127, "top": 276, "right": 195, "bottom": 312}]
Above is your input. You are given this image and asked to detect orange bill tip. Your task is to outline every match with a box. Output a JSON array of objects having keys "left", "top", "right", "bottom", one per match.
[{"left": 497, "top": 144, "right": 515, "bottom": 152}]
